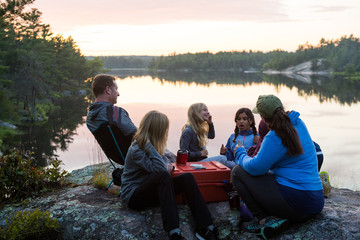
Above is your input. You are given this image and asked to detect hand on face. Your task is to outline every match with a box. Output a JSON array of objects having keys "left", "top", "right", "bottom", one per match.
[
  {"left": 206, "top": 114, "right": 212, "bottom": 124},
  {"left": 200, "top": 105, "right": 212, "bottom": 124}
]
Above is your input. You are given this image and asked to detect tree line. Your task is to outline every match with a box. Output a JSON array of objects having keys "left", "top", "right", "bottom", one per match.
[
  {"left": 93, "top": 55, "right": 155, "bottom": 69},
  {"left": 148, "top": 35, "right": 360, "bottom": 74},
  {"left": 0, "top": 0, "right": 103, "bottom": 125}
]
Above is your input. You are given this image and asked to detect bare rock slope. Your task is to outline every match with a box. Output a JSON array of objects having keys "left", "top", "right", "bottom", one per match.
[{"left": 1, "top": 165, "right": 359, "bottom": 240}]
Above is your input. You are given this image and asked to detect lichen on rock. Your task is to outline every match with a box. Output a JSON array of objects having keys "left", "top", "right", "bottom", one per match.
[{"left": 1, "top": 164, "right": 359, "bottom": 240}]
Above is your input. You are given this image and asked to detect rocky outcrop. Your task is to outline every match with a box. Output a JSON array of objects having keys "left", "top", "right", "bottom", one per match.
[
  {"left": 1, "top": 164, "right": 359, "bottom": 240},
  {"left": 263, "top": 60, "right": 333, "bottom": 84}
]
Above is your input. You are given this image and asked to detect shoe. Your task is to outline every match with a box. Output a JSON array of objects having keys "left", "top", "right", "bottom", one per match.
[
  {"left": 195, "top": 227, "right": 219, "bottom": 240},
  {"left": 169, "top": 232, "right": 185, "bottom": 240},
  {"left": 243, "top": 217, "right": 261, "bottom": 233},
  {"left": 256, "top": 217, "right": 290, "bottom": 240}
]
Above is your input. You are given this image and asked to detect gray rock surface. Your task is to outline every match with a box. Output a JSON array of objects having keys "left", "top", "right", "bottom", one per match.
[{"left": 1, "top": 164, "right": 359, "bottom": 240}]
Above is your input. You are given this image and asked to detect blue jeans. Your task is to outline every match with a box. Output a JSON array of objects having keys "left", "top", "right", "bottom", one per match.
[{"left": 200, "top": 155, "right": 235, "bottom": 169}]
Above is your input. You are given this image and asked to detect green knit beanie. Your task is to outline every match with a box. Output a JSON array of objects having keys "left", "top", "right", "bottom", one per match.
[{"left": 253, "top": 94, "right": 284, "bottom": 118}]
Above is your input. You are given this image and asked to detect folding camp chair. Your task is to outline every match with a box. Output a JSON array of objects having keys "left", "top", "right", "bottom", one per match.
[{"left": 91, "top": 121, "right": 132, "bottom": 190}]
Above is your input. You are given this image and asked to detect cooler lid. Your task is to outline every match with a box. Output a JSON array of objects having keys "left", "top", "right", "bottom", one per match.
[{"left": 172, "top": 161, "right": 231, "bottom": 182}]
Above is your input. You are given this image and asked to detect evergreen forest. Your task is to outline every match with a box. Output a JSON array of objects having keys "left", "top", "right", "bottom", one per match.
[
  {"left": 0, "top": 0, "right": 103, "bottom": 152},
  {"left": 96, "top": 56, "right": 154, "bottom": 69},
  {"left": 148, "top": 35, "right": 360, "bottom": 74}
]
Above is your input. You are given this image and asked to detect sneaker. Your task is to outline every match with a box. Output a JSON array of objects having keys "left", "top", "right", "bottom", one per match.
[
  {"left": 195, "top": 227, "right": 219, "bottom": 240},
  {"left": 243, "top": 217, "right": 262, "bottom": 233},
  {"left": 256, "top": 217, "right": 290, "bottom": 240},
  {"left": 169, "top": 232, "right": 185, "bottom": 240}
]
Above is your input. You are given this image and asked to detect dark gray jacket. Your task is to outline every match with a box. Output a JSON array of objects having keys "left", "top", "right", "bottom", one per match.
[
  {"left": 179, "top": 123, "right": 215, "bottom": 161},
  {"left": 86, "top": 101, "right": 136, "bottom": 137},
  {"left": 120, "top": 140, "right": 172, "bottom": 206}
]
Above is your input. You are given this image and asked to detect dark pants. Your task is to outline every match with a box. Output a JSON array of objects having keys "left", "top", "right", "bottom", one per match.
[
  {"left": 128, "top": 172, "right": 213, "bottom": 232},
  {"left": 231, "top": 165, "right": 311, "bottom": 223}
]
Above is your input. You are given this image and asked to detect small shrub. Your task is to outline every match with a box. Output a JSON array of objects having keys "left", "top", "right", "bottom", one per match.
[
  {"left": 92, "top": 168, "right": 110, "bottom": 190},
  {"left": 0, "top": 209, "right": 61, "bottom": 240},
  {"left": 0, "top": 149, "right": 70, "bottom": 204},
  {"left": 44, "top": 158, "right": 71, "bottom": 186}
]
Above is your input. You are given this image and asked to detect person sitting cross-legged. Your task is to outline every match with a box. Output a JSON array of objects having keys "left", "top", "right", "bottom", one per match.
[{"left": 232, "top": 95, "right": 324, "bottom": 239}]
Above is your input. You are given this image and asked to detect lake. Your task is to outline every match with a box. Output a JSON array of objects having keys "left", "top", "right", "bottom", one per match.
[{"left": 19, "top": 71, "right": 360, "bottom": 191}]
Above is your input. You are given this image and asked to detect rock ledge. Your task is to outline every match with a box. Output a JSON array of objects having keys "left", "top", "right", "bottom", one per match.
[{"left": 1, "top": 164, "right": 359, "bottom": 240}]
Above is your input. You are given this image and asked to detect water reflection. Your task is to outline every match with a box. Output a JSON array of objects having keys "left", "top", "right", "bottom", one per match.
[
  {"left": 262, "top": 74, "right": 360, "bottom": 105},
  {"left": 5, "top": 95, "right": 89, "bottom": 167},
  {"left": 114, "top": 73, "right": 359, "bottom": 191},
  {"left": 4, "top": 71, "right": 359, "bottom": 190},
  {"left": 150, "top": 71, "right": 360, "bottom": 105}
]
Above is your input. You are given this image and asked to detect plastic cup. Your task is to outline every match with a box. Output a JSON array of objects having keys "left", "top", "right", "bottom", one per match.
[{"left": 176, "top": 150, "right": 188, "bottom": 165}]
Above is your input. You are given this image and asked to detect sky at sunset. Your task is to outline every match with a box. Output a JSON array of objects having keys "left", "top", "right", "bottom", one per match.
[{"left": 28, "top": 0, "right": 360, "bottom": 56}]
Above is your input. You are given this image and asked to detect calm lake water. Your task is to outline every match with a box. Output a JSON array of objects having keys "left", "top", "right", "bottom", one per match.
[{"left": 52, "top": 72, "right": 360, "bottom": 191}]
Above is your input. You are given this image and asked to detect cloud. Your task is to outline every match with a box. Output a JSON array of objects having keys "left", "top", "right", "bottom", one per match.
[
  {"left": 27, "top": 0, "right": 360, "bottom": 55},
  {"left": 312, "top": 5, "right": 351, "bottom": 13},
  {"left": 31, "top": 0, "right": 289, "bottom": 28}
]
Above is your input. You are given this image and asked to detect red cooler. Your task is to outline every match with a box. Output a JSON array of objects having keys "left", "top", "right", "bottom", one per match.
[{"left": 171, "top": 161, "right": 231, "bottom": 203}]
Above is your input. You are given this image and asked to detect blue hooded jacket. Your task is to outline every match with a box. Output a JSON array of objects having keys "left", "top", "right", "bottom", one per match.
[
  {"left": 224, "top": 129, "right": 257, "bottom": 162},
  {"left": 234, "top": 111, "right": 323, "bottom": 191}
]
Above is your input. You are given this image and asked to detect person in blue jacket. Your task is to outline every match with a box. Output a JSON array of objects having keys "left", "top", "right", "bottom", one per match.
[
  {"left": 231, "top": 95, "right": 324, "bottom": 239},
  {"left": 247, "top": 119, "right": 324, "bottom": 172},
  {"left": 220, "top": 108, "right": 259, "bottom": 168}
]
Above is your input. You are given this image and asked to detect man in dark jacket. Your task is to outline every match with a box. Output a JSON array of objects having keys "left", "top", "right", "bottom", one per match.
[
  {"left": 86, "top": 74, "right": 137, "bottom": 159},
  {"left": 87, "top": 74, "right": 176, "bottom": 165}
]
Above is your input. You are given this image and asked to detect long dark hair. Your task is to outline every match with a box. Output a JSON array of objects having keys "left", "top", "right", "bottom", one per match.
[
  {"left": 264, "top": 108, "right": 303, "bottom": 156},
  {"left": 233, "top": 108, "right": 258, "bottom": 143}
]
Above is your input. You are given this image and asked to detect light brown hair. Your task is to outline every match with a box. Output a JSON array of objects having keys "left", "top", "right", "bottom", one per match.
[
  {"left": 134, "top": 110, "right": 169, "bottom": 155},
  {"left": 182, "top": 103, "right": 209, "bottom": 148}
]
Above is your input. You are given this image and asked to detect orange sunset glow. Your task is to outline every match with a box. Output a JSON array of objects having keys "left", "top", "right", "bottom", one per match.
[{"left": 28, "top": 0, "right": 360, "bottom": 56}]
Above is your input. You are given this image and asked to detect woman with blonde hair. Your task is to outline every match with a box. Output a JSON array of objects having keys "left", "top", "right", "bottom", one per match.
[
  {"left": 121, "top": 110, "right": 218, "bottom": 240},
  {"left": 180, "top": 103, "right": 227, "bottom": 163}
]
